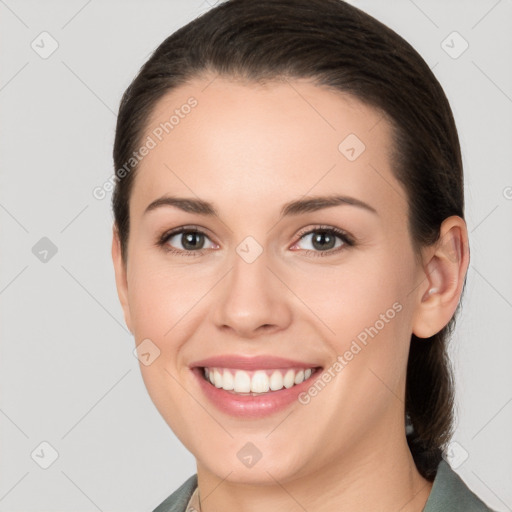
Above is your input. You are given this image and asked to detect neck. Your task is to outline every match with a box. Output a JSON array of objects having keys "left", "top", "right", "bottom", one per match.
[{"left": 195, "top": 427, "right": 433, "bottom": 512}]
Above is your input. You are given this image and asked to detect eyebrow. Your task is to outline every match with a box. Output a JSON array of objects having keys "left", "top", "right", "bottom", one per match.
[{"left": 143, "top": 194, "right": 378, "bottom": 218}]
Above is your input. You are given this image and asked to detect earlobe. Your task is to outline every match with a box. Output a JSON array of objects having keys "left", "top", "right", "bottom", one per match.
[
  {"left": 412, "top": 216, "right": 469, "bottom": 339},
  {"left": 111, "top": 224, "right": 133, "bottom": 334}
]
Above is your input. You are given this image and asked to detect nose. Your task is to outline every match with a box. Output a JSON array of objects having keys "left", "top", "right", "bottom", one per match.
[{"left": 211, "top": 245, "right": 293, "bottom": 339}]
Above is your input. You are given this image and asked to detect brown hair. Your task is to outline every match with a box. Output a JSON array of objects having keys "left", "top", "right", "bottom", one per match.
[{"left": 112, "top": 0, "right": 464, "bottom": 480}]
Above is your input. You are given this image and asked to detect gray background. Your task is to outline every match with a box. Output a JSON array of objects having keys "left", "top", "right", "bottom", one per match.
[{"left": 0, "top": 0, "right": 511, "bottom": 510}]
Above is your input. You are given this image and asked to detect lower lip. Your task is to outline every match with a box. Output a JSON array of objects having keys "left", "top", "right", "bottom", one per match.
[{"left": 192, "top": 367, "right": 321, "bottom": 418}]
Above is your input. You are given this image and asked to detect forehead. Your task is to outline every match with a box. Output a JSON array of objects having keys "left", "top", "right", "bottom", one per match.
[{"left": 130, "top": 75, "right": 406, "bottom": 220}]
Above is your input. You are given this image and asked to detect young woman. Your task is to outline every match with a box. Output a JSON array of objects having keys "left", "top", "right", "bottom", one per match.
[{"left": 111, "top": 0, "right": 495, "bottom": 510}]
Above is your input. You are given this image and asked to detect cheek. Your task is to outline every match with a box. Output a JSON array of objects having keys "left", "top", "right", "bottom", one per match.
[
  {"left": 291, "top": 253, "right": 408, "bottom": 339},
  {"left": 127, "top": 256, "right": 200, "bottom": 338},
  {"left": 126, "top": 259, "right": 204, "bottom": 436},
  {"left": 126, "top": 255, "right": 221, "bottom": 381},
  {"left": 334, "top": 254, "right": 415, "bottom": 388},
  {"left": 290, "top": 251, "right": 414, "bottom": 390}
]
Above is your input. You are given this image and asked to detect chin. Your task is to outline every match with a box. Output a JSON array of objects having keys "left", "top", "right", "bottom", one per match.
[{"left": 194, "top": 437, "right": 318, "bottom": 486}]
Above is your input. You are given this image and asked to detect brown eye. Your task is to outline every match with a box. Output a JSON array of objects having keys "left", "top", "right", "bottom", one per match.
[
  {"left": 171, "top": 231, "right": 206, "bottom": 251},
  {"left": 159, "top": 227, "right": 217, "bottom": 256},
  {"left": 291, "top": 226, "right": 354, "bottom": 257}
]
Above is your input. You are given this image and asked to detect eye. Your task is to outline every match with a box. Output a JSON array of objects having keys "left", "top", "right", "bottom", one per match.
[
  {"left": 158, "top": 226, "right": 218, "bottom": 256},
  {"left": 157, "top": 224, "right": 355, "bottom": 257},
  {"left": 291, "top": 225, "right": 354, "bottom": 257}
]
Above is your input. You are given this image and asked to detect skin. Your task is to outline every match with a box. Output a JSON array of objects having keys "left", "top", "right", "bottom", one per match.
[{"left": 112, "top": 75, "right": 469, "bottom": 512}]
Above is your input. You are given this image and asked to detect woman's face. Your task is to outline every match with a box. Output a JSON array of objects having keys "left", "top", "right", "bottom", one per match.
[{"left": 113, "top": 76, "right": 428, "bottom": 483}]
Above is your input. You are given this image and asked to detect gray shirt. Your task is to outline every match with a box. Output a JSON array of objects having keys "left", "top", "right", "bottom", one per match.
[{"left": 152, "top": 460, "right": 496, "bottom": 512}]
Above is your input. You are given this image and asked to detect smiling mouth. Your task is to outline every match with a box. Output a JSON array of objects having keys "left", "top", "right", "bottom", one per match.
[{"left": 201, "top": 366, "right": 321, "bottom": 395}]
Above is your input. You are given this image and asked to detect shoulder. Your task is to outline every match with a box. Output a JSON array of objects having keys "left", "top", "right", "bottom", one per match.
[
  {"left": 152, "top": 474, "right": 198, "bottom": 512},
  {"left": 423, "top": 460, "right": 497, "bottom": 512}
]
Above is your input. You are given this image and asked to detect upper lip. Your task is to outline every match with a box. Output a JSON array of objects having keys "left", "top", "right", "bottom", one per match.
[{"left": 190, "top": 355, "right": 322, "bottom": 370}]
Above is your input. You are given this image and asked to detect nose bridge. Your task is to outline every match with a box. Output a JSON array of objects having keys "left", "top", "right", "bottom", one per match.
[{"left": 211, "top": 236, "right": 292, "bottom": 337}]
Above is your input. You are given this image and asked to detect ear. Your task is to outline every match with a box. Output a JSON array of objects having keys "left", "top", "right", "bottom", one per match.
[
  {"left": 412, "top": 216, "right": 470, "bottom": 339},
  {"left": 111, "top": 224, "right": 133, "bottom": 334}
]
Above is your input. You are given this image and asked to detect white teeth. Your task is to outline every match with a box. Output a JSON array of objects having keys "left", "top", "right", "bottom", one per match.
[
  {"left": 222, "top": 369, "right": 234, "bottom": 390},
  {"left": 234, "top": 370, "right": 251, "bottom": 393},
  {"left": 283, "top": 369, "right": 295, "bottom": 389},
  {"left": 251, "top": 371, "right": 270, "bottom": 393},
  {"left": 294, "top": 369, "right": 305, "bottom": 385},
  {"left": 213, "top": 369, "right": 223, "bottom": 388},
  {"left": 269, "top": 370, "right": 284, "bottom": 391},
  {"left": 203, "top": 367, "right": 317, "bottom": 394}
]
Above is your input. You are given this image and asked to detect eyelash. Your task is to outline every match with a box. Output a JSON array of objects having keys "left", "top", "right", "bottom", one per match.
[{"left": 156, "top": 224, "right": 355, "bottom": 258}]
